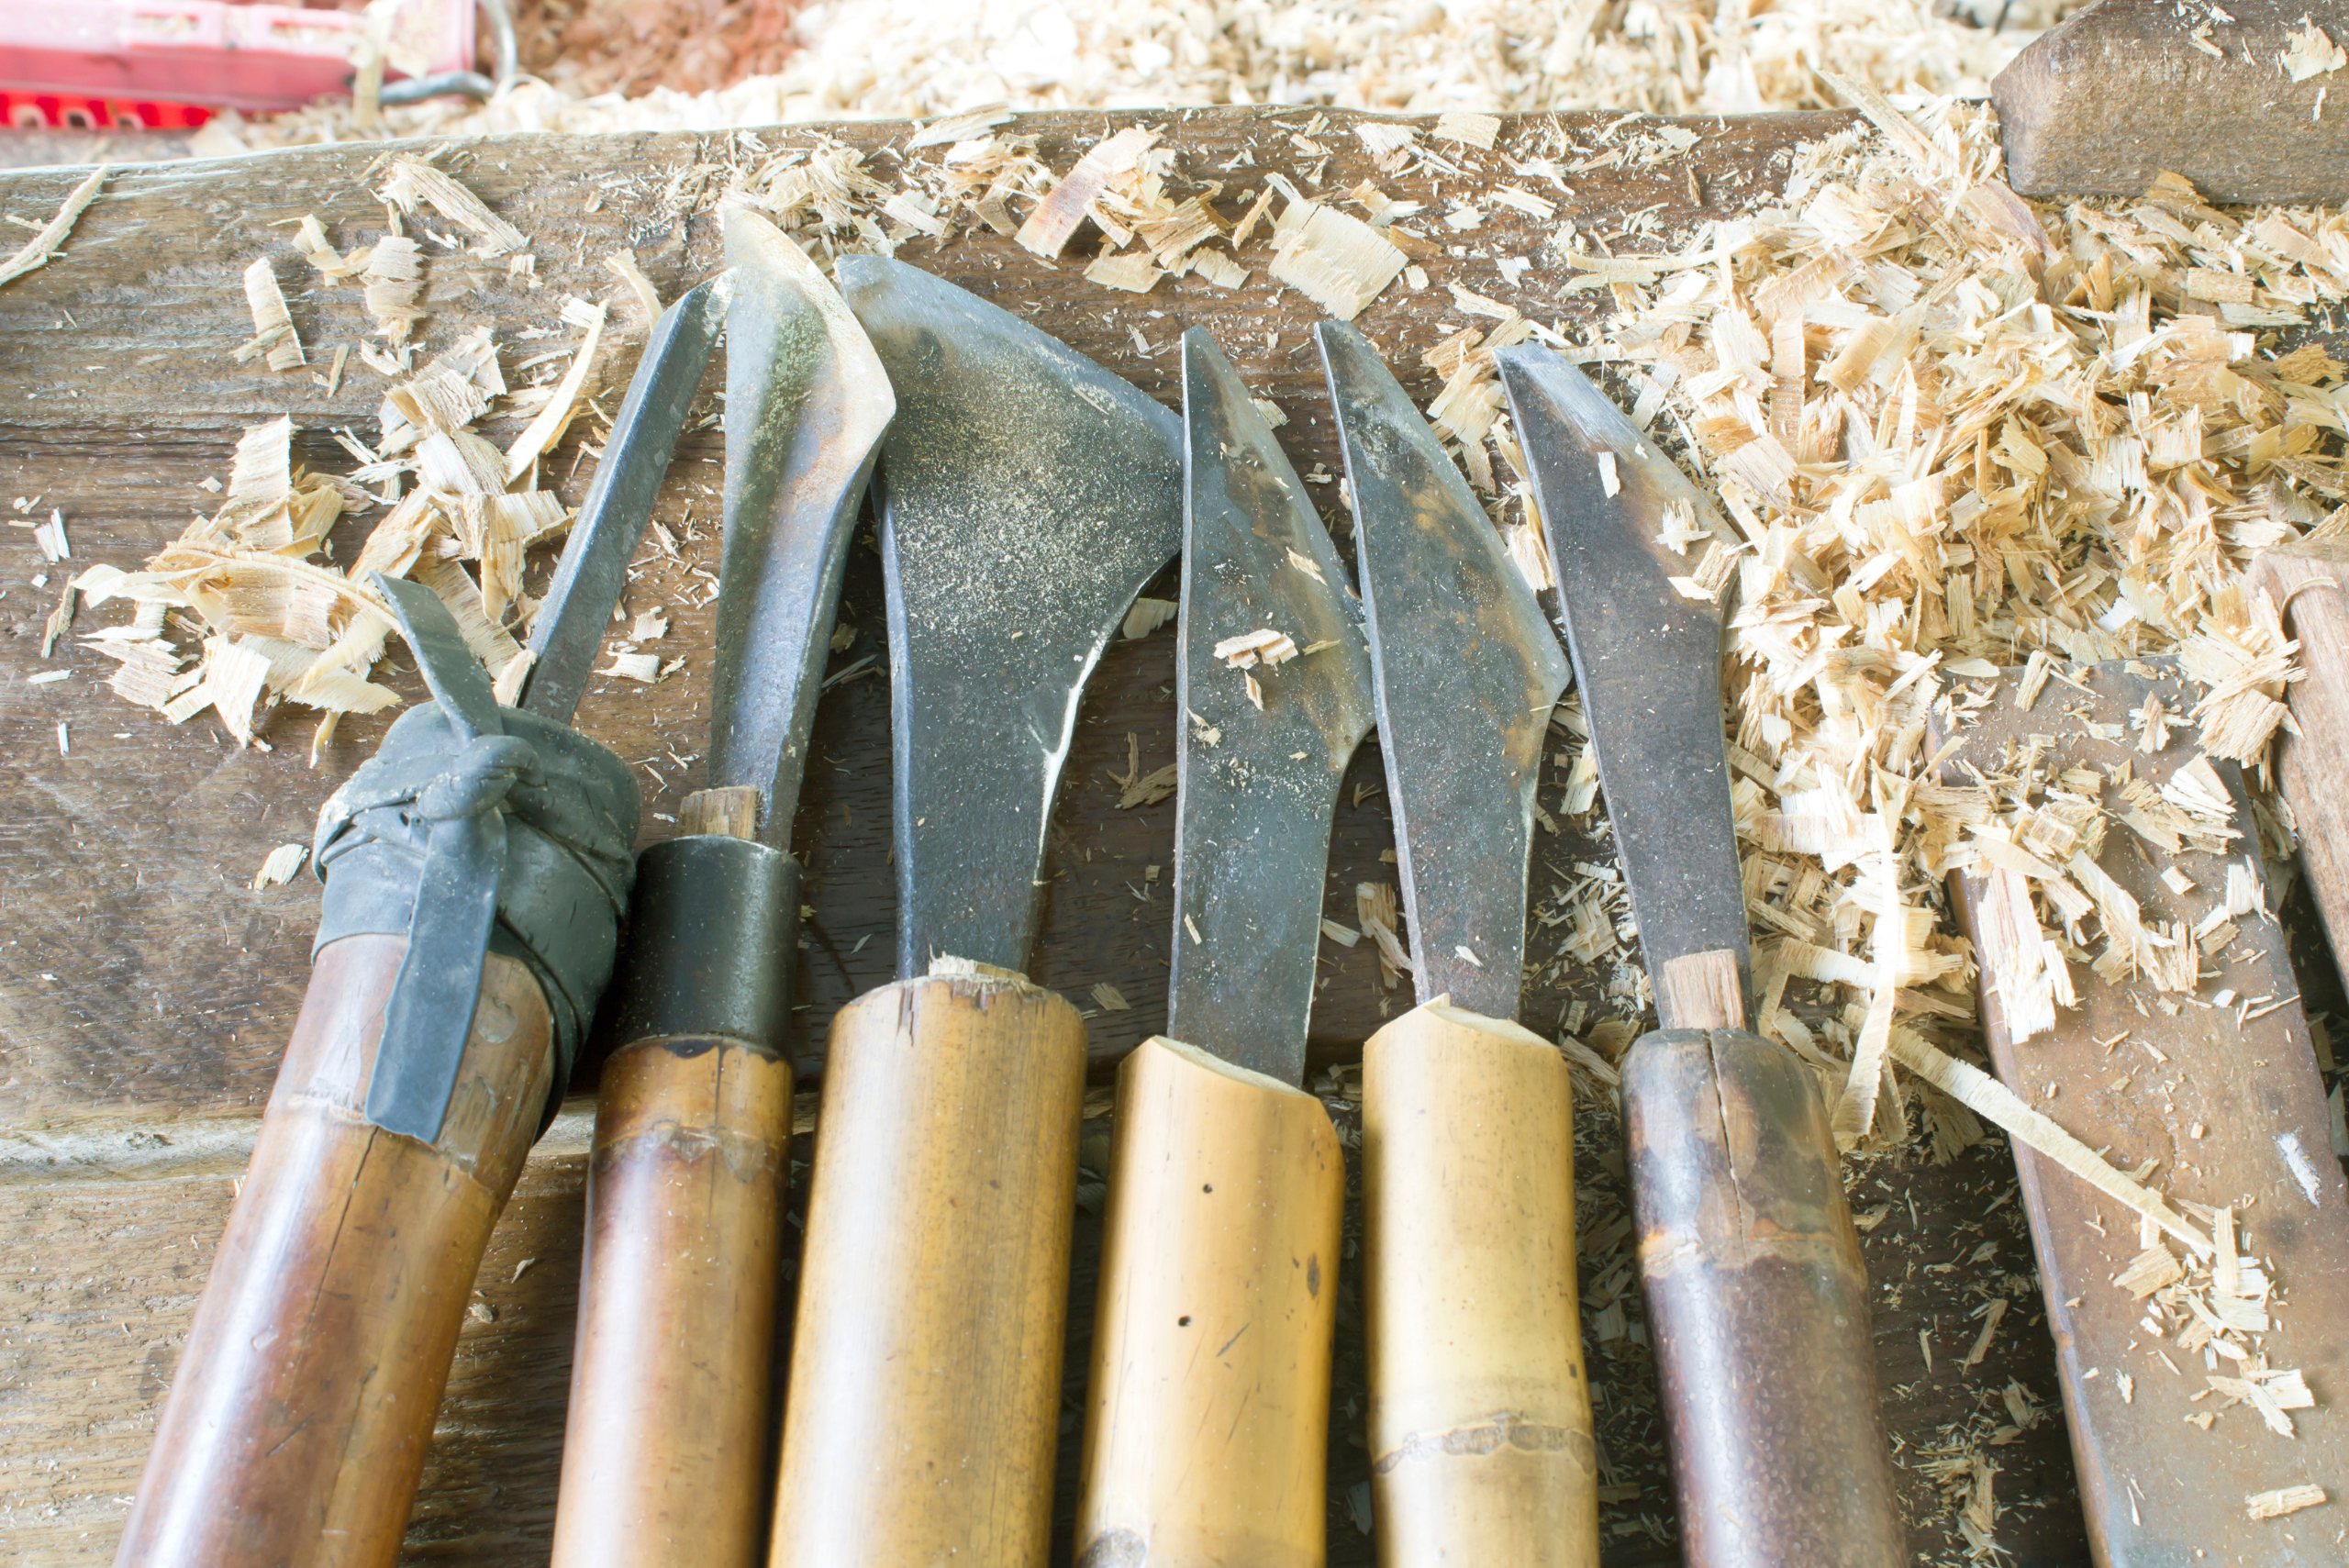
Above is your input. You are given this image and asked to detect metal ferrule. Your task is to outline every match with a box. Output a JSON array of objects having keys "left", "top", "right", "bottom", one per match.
[{"left": 608, "top": 836, "right": 800, "bottom": 1057}]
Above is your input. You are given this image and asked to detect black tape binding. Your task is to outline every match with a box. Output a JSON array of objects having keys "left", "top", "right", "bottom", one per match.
[{"left": 311, "top": 575, "right": 639, "bottom": 1143}]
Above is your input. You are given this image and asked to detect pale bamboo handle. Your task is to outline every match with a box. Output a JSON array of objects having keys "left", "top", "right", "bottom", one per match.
[
  {"left": 1363, "top": 1002, "right": 1598, "bottom": 1568},
  {"left": 116, "top": 934, "right": 555, "bottom": 1568},
  {"left": 552, "top": 788, "right": 796, "bottom": 1568},
  {"left": 768, "top": 971, "right": 1087, "bottom": 1568},
  {"left": 550, "top": 1039, "right": 794, "bottom": 1568},
  {"left": 1077, "top": 1036, "right": 1344, "bottom": 1568}
]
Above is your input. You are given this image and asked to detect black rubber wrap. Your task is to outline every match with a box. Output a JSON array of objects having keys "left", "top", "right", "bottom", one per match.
[
  {"left": 608, "top": 835, "right": 800, "bottom": 1057},
  {"left": 311, "top": 701, "right": 640, "bottom": 1129}
]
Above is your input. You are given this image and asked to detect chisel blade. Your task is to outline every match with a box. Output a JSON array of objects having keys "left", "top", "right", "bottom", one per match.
[
  {"left": 709, "top": 210, "right": 895, "bottom": 846},
  {"left": 521, "top": 273, "right": 729, "bottom": 724},
  {"left": 839, "top": 259, "right": 1182, "bottom": 976},
  {"left": 1169, "top": 328, "right": 1375, "bottom": 1082},
  {"left": 1496, "top": 347, "right": 1752, "bottom": 1013},
  {"left": 1319, "top": 324, "right": 1570, "bottom": 1019}
]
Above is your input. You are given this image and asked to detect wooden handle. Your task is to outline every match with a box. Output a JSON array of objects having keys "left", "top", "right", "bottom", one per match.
[
  {"left": 551, "top": 787, "right": 796, "bottom": 1568},
  {"left": 114, "top": 933, "right": 554, "bottom": 1568},
  {"left": 1077, "top": 1036, "right": 1343, "bottom": 1568},
  {"left": 1621, "top": 1028, "right": 1905, "bottom": 1568},
  {"left": 549, "top": 1038, "right": 794, "bottom": 1568},
  {"left": 768, "top": 970, "right": 1086, "bottom": 1567},
  {"left": 2254, "top": 544, "right": 2349, "bottom": 983},
  {"left": 1362, "top": 1003, "right": 1598, "bottom": 1568}
]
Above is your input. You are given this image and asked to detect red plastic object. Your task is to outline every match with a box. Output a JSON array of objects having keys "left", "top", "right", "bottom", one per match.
[{"left": 0, "top": 0, "right": 471, "bottom": 126}]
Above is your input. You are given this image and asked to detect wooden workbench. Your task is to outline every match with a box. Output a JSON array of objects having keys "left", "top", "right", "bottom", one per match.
[{"left": 0, "top": 104, "right": 2240, "bottom": 1563}]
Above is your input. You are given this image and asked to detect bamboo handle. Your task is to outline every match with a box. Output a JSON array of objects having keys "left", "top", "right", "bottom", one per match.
[
  {"left": 552, "top": 791, "right": 797, "bottom": 1568},
  {"left": 768, "top": 969, "right": 1087, "bottom": 1568},
  {"left": 1622, "top": 1028, "right": 1905, "bottom": 1568},
  {"left": 1363, "top": 1002, "right": 1598, "bottom": 1568},
  {"left": 114, "top": 933, "right": 555, "bottom": 1568},
  {"left": 1077, "top": 1036, "right": 1344, "bottom": 1568}
]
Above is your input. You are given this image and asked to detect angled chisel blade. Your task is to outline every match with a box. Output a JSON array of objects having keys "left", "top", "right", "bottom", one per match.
[
  {"left": 522, "top": 273, "right": 730, "bottom": 724},
  {"left": 1319, "top": 323, "right": 1570, "bottom": 1020},
  {"left": 1170, "top": 328, "right": 1376, "bottom": 1081},
  {"left": 1496, "top": 347, "right": 1751, "bottom": 1018},
  {"left": 839, "top": 259, "right": 1182, "bottom": 975},
  {"left": 711, "top": 210, "right": 895, "bottom": 845}
]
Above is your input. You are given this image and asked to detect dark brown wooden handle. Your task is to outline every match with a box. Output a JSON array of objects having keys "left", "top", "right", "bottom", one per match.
[
  {"left": 768, "top": 971, "right": 1086, "bottom": 1567},
  {"left": 114, "top": 932, "right": 555, "bottom": 1568},
  {"left": 549, "top": 1036, "right": 794, "bottom": 1568},
  {"left": 1363, "top": 1003, "right": 1598, "bottom": 1567},
  {"left": 1076, "top": 1037, "right": 1343, "bottom": 1568},
  {"left": 1622, "top": 1027, "right": 1904, "bottom": 1568}
]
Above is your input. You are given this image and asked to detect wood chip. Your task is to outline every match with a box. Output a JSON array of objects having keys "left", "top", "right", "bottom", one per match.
[
  {"left": 1090, "top": 982, "right": 1131, "bottom": 1011},
  {"left": 1123, "top": 596, "right": 1176, "bottom": 639}
]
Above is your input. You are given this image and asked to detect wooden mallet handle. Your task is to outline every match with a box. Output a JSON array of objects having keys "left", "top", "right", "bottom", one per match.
[
  {"left": 1363, "top": 1002, "right": 1598, "bottom": 1567},
  {"left": 114, "top": 934, "right": 555, "bottom": 1568},
  {"left": 1622, "top": 1016, "right": 1905, "bottom": 1568},
  {"left": 551, "top": 790, "right": 796, "bottom": 1568},
  {"left": 1077, "top": 1036, "right": 1344, "bottom": 1568},
  {"left": 768, "top": 967, "right": 1086, "bottom": 1567}
]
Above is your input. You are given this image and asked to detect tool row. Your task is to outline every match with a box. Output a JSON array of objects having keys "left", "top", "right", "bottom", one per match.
[{"left": 110, "top": 209, "right": 1902, "bottom": 1568}]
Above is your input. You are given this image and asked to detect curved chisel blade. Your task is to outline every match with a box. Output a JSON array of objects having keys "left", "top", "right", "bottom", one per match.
[
  {"left": 1495, "top": 348, "right": 1751, "bottom": 1010},
  {"left": 839, "top": 258, "right": 1182, "bottom": 977},
  {"left": 1170, "top": 328, "right": 1375, "bottom": 1082},
  {"left": 1319, "top": 324, "right": 1570, "bottom": 1020},
  {"left": 522, "top": 273, "right": 729, "bottom": 724},
  {"left": 713, "top": 210, "right": 896, "bottom": 847}
]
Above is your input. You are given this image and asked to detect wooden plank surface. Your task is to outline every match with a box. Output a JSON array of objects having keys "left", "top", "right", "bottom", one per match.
[
  {"left": 0, "top": 105, "right": 2139, "bottom": 1565},
  {"left": 1937, "top": 661, "right": 2349, "bottom": 1564}
]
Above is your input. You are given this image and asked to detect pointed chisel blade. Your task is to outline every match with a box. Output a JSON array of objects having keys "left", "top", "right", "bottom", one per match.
[
  {"left": 1496, "top": 348, "right": 1751, "bottom": 1017},
  {"left": 1319, "top": 324, "right": 1570, "bottom": 1020},
  {"left": 521, "top": 274, "right": 729, "bottom": 724},
  {"left": 1170, "top": 328, "right": 1375, "bottom": 1082},
  {"left": 839, "top": 259, "right": 1182, "bottom": 976},
  {"left": 710, "top": 210, "right": 895, "bottom": 845}
]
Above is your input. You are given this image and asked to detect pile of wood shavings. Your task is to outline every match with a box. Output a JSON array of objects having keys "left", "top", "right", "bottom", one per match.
[
  {"left": 188, "top": 0, "right": 2041, "bottom": 154},
  {"left": 1517, "top": 83, "right": 2349, "bottom": 1539},
  {"left": 68, "top": 155, "right": 623, "bottom": 765}
]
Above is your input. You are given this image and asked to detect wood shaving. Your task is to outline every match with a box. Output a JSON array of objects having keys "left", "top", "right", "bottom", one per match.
[
  {"left": 506, "top": 302, "right": 607, "bottom": 482},
  {"left": 362, "top": 236, "right": 426, "bottom": 343},
  {"left": 2244, "top": 1485, "right": 2325, "bottom": 1520},
  {"left": 1889, "top": 1029, "right": 2212, "bottom": 1258},
  {"left": 237, "top": 259, "right": 305, "bottom": 373},
  {"left": 1090, "top": 982, "right": 1131, "bottom": 1012},
  {"left": 1269, "top": 202, "right": 1406, "bottom": 321},
  {"left": 1016, "top": 126, "right": 1160, "bottom": 259},
  {"left": 1433, "top": 112, "right": 1502, "bottom": 150},
  {"left": 604, "top": 250, "right": 663, "bottom": 317},
  {"left": 1083, "top": 250, "right": 1163, "bottom": 295},
  {"left": 1356, "top": 881, "right": 1413, "bottom": 987},
  {"left": 379, "top": 157, "right": 528, "bottom": 257},
  {"left": 1122, "top": 596, "right": 1177, "bottom": 639},
  {"left": 0, "top": 165, "right": 106, "bottom": 290},
  {"left": 251, "top": 842, "right": 307, "bottom": 891}
]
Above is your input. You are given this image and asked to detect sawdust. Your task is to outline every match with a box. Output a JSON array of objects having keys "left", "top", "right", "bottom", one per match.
[{"left": 192, "top": 1, "right": 2043, "bottom": 153}]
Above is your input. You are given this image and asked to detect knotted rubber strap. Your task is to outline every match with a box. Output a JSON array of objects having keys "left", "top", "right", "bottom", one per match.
[{"left": 311, "top": 574, "right": 638, "bottom": 1143}]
